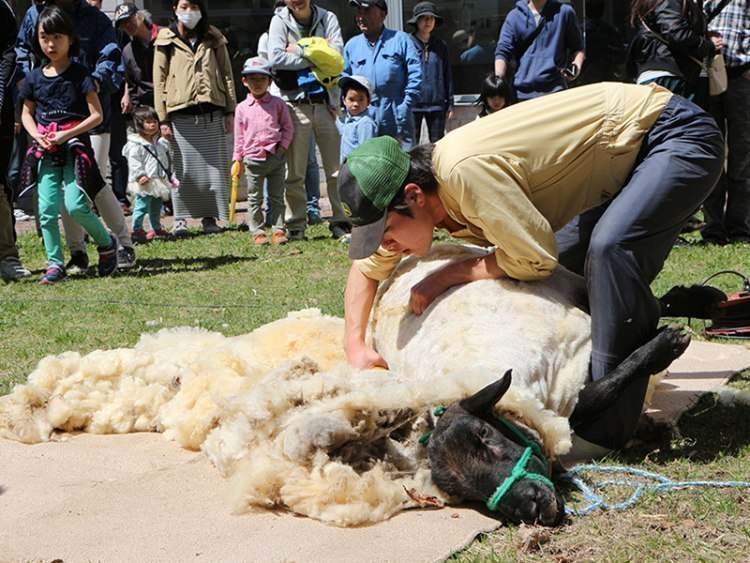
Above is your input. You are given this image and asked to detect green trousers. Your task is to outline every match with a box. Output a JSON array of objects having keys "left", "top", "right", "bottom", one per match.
[{"left": 37, "top": 157, "right": 111, "bottom": 266}]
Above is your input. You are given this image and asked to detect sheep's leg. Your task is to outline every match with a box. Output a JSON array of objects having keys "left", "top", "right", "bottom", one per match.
[
  {"left": 569, "top": 325, "right": 690, "bottom": 429},
  {"left": 658, "top": 284, "right": 726, "bottom": 319}
]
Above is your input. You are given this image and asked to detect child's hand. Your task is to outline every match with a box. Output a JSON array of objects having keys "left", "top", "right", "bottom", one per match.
[
  {"left": 231, "top": 160, "right": 242, "bottom": 179},
  {"left": 33, "top": 132, "right": 52, "bottom": 149},
  {"left": 138, "top": 175, "right": 150, "bottom": 185},
  {"left": 45, "top": 130, "right": 69, "bottom": 146}
]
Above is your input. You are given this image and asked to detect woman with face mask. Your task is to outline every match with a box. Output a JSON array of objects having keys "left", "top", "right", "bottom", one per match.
[{"left": 153, "top": 0, "right": 236, "bottom": 236}]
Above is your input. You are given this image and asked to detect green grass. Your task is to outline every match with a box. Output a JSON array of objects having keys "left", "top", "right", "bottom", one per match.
[{"left": 2, "top": 224, "right": 750, "bottom": 559}]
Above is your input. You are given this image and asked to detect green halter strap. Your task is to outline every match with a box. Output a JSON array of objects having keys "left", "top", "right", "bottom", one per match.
[
  {"left": 485, "top": 413, "right": 555, "bottom": 512},
  {"left": 418, "top": 407, "right": 555, "bottom": 512}
]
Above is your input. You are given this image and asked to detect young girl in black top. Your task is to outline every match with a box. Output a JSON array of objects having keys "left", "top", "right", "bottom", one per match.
[{"left": 20, "top": 6, "right": 117, "bottom": 283}]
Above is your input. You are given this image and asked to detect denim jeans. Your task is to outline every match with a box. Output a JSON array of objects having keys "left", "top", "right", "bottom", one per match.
[{"left": 305, "top": 131, "right": 320, "bottom": 213}]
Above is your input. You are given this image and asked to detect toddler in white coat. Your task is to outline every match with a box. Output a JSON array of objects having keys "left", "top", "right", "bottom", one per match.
[{"left": 124, "top": 106, "right": 179, "bottom": 242}]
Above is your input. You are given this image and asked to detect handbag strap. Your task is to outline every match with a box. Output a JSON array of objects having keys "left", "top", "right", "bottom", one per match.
[
  {"left": 143, "top": 143, "right": 173, "bottom": 178},
  {"left": 639, "top": 16, "right": 709, "bottom": 71},
  {"left": 706, "top": 0, "right": 733, "bottom": 24}
]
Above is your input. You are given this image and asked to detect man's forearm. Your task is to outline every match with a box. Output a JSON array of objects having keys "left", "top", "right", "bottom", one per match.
[
  {"left": 440, "top": 253, "right": 508, "bottom": 286},
  {"left": 343, "top": 263, "right": 379, "bottom": 351}
]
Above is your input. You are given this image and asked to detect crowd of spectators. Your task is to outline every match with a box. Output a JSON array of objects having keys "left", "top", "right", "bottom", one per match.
[{"left": 0, "top": 0, "right": 747, "bottom": 283}]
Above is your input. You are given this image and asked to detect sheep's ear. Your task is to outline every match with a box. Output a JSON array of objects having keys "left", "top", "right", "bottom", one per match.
[{"left": 459, "top": 369, "right": 512, "bottom": 416}]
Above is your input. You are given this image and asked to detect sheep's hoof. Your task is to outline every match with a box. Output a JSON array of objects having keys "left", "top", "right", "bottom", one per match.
[{"left": 640, "top": 325, "right": 691, "bottom": 376}]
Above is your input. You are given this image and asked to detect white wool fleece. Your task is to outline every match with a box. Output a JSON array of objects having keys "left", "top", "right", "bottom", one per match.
[{"left": 1, "top": 245, "right": 594, "bottom": 526}]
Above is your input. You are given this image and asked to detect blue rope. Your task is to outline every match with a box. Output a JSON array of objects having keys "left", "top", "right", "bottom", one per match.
[{"left": 561, "top": 464, "right": 750, "bottom": 516}]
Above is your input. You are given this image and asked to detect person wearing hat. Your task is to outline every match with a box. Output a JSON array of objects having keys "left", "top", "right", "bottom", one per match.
[
  {"left": 408, "top": 1, "right": 452, "bottom": 143},
  {"left": 343, "top": 0, "right": 422, "bottom": 150},
  {"left": 494, "top": 0, "right": 585, "bottom": 101},
  {"left": 340, "top": 81, "right": 724, "bottom": 453},
  {"left": 116, "top": 3, "right": 162, "bottom": 112},
  {"left": 336, "top": 75, "right": 377, "bottom": 165},
  {"left": 233, "top": 56, "right": 294, "bottom": 246}
]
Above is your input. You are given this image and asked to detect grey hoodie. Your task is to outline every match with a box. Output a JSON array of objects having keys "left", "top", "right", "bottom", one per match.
[{"left": 267, "top": 5, "right": 343, "bottom": 102}]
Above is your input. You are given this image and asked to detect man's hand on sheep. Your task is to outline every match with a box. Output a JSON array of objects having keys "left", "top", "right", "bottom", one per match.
[
  {"left": 347, "top": 342, "right": 389, "bottom": 371},
  {"left": 408, "top": 255, "right": 509, "bottom": 315}
]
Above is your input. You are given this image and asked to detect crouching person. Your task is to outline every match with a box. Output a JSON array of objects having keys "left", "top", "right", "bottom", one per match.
[{"left": 340, "top": 82, "right": 724, "bottom": 453}]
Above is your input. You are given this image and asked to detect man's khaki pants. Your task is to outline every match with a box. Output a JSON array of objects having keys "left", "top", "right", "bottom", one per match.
[
  {"left": 61, "top": 132, "right": 132, "bottom": 253},
  {"left": 284, "top": 102, "right": 349, "bottom": 233}
]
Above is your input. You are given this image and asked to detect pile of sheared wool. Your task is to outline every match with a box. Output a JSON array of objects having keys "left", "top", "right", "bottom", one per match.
[{"left": 0, "top": 244, "right": 594, "bottom": 526}]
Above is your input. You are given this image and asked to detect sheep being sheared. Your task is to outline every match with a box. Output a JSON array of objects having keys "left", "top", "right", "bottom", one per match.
[{"left": 0, "top": 244, "right": 717, "bottom": 526}]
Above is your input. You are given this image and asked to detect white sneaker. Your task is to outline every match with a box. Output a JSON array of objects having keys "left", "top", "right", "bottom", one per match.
[
  {"left": 0, "top": 256, "right": 32, "bottom": 281},
  {"left": 13, "top": 209, "right": 31, "bottom": 221},
  {"left": 172, "top": 219, "right": 189, "bottom": 237}
]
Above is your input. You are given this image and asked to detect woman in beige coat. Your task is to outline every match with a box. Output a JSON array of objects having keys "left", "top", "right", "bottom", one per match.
[{"left": 154, "top": 0, "right": 236, "bottom": 235}]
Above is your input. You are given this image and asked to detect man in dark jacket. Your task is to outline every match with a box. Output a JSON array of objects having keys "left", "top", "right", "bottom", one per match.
[
  {"left": 116, "top": 2, "right": 161, "bottom": 111},
  {"left": 0, "top": 0, "right": 31, "bottom": 281},
  {"left": 494, "top": 0, "right": 585, "bottom": 101}
]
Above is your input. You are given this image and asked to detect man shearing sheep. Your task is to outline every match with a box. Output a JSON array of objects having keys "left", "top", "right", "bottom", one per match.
[{"left": 339, "top": 81, "right": 724, "bottom": 454}]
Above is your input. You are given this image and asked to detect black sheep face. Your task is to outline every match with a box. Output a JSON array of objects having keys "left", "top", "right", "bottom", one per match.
[{"left": 427, "top": 371, "right": 564, "bottom": 526}]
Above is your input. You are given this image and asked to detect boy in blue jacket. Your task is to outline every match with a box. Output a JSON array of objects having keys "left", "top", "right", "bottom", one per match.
[
  {"left": 408, "top": 2, "right": 453, "bottom": 143},
  {"left": 494, "top": 0, "right": 585, "bottom": 101}
]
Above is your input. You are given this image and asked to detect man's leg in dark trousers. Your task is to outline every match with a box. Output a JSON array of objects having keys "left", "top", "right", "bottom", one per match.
[{"left": 562, "top": 96, "right": 724, "bottom": 450}]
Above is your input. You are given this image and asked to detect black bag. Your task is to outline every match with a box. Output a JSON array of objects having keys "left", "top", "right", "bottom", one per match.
[{"left": 273, "top": 69, "right": 298, "bottom": 91}]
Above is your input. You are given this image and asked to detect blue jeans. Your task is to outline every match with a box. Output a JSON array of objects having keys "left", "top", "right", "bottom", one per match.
[
  {"left": 556, "top": 95, "right": 724, "bottom": 449},
  {"left": 305, "top": 131, "right": 320, "bottom": 213}
]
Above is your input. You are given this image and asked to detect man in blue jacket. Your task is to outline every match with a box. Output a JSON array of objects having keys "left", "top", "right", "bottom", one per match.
[
  {"left": 494, "top": 0, "right": 585, "bottom": 101},
  {"left": 14, "top": 0, "right": 135, "bottom": 271},
  {"left": 344, "top": 0, "right": 422, "bottom": 149}
]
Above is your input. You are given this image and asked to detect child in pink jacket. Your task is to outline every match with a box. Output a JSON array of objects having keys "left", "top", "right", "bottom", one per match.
[{"left": 233, "top": 56, "right": 294, "bottom": 246}]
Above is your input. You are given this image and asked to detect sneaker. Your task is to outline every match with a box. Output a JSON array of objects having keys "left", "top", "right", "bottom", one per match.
[
  {"left": 117, "top": 246, "right": 137, "bottom": 270},
  {"left": 288, "top": 229, "right": 306, "bottom": 241},
  {"left": 131, "top": 229, "right": 149, "bottom": 245},
  {"left": 202, "top": 217, "right": 221, "bottom": 234},
  {"left": 307, "top": 209, "right": 322, "bottom": 225},
  {"left": 147, "top": 229, "right": 175, "bottom": 241},
  {"left": 272, "top": 230, "right": 288, "bottom": 245},
  {"left": 13, "top": 208, "right": 31, "bottom": 221},
  {"left": 330, "top": 223, "right": 351, "bottom": 240},
  {"left": 98, "top": 234, "right": 119, "bottom": 277},
  {"left": 65, "top": 250, "right": 89, "bottom": 275},
  {"left": 253, "top": 232, "right": 270, "bottom": 246},
  {"left": 39, "top": 263, "right": 67, "bottom": 284},
  {"left": 0, "top": 256, "right": 32, "bottom": 281},
  {"left": 172, "top": 219, "right": 189, "bottom": 237}
]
